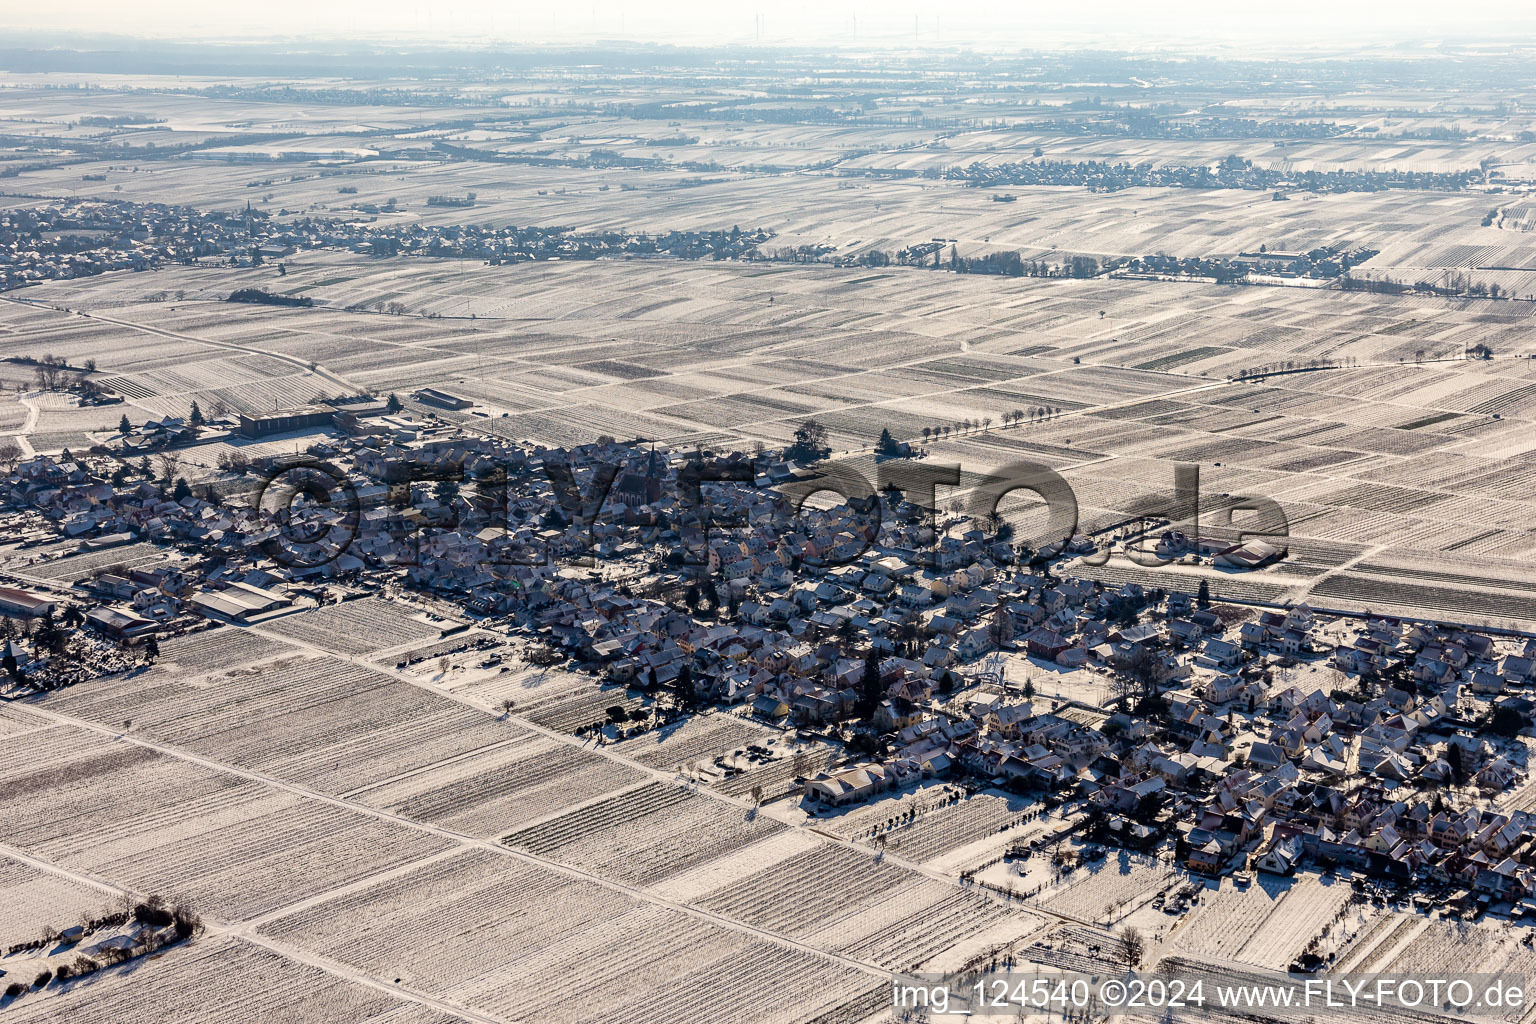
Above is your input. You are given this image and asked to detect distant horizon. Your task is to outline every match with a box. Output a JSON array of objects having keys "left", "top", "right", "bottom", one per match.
[
  {"left": 4, "top": 33, "right": 1536, "bottom": 72},
  {"left": 7, "top": 1, "right": 1536, "bottom": 57}
]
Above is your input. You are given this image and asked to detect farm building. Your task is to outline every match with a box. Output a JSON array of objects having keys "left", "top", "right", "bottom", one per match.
[
  {"left": 238, "top": 406, "right": 339, "bottom": 439},
  {"left": 415, "top": 387, "right": 473, "bottom": 410},
  {"left": 0, "top": 588, "right": 57, "bottom": 617},
  {"left": 804, "top": 762, "right": 893, "bottom": 807},
  {"left": 330, "top": 400, "right": 394, "bottom": 433},
  {"left": 84, "top": 605, "right": 159, "bottom": 639},
  {"left": 1216, "top": 539, "right": 1285, "bottom": 569},
  {"left": 187, "top": 581, "right": 291, "bottom": 621}
]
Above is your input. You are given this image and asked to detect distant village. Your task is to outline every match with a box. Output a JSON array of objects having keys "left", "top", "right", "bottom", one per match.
[
  {"left": 0, "top": 198, "right": 771, "bottom": 293},
  {"left": 0, "top": 197, "right": 1498, "bottom": 304},
  {"left": 3, "top": 403, "right": 1536, "bottom": 918}
]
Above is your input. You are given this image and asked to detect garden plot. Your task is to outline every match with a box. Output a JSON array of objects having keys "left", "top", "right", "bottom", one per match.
[
  {"left": 18, "top": 541, "right": 173, "bottom": 583},
  {"left": 1384, "top": 917, "right": 1533, "bottom": 981},
  {"left": 873, "top": 791, "right": 1036, "bottom": 867},
  {"left": 694, "top": 841, "right": 1039, "bottom": 973},
  {"left": 352, "top": 734, "right": 649, "bottom": 838},
  {"left": 1170, "top": 876, "right": 1290, "bottom": 961},
  {"left": 709, "top": 742, "right": 838, "bottom": 802},
  {"left": 0, "top": 853, "right": 118, "bottom": 949},
  {"left": 1232, "top": 873, "right": 1358, "bottom": 970},
  {"left": 1039, "top": 853, "right": 1177, "bottom": 925},
  {"left": 259, "top": 848, "right": 877, "bottom": 1024},
  {"left": 505, "top": 675, "right": 652, "bottom": 734},
  {"left": 609, "top": 713, "right": 782, "bottom": 771},
  {"left": 0, "top": 725, "right": 450, "bottom": 920},
  {"left": 43, "top": 652, "right": 515, "bottom": 797},
  {"left": 255, "top": 598, "right": 450, "bottom": 656},
  {"left": 2, "top": 935, "right": 460, "bottom": 1024},
  {"left": 502, "top": 780, "right": 783, "bottom": 888}
]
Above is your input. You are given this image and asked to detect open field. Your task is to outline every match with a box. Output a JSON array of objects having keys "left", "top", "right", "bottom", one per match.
[
  {"left": 610, "top": 712, "right": 782, "bottom": 771},
  {"left": 493, "top": 672, "right": 654, "bottom": 735},
  {"left": 350, "top": 735, "right": 650, "bottom": 837},
  {"left": 1171, "top": 873, "right": 1359, "bottom": 971},
  {"left": 503, "top": 781, "right": 786, "bottom": 888},
  {"left": 3, "top": 936, "right": 465, "bottom": 1024},
  {"left": 10, "top": 541, "right": 177, "bottom": 585},
  {"left": 0, "top": 853, "right": 118, "bottom": 949},
  {"left": 258, "top": 848, "right": 881, "bottom": 1024},
  {"left": 863, "top": 790, "right": 1037, "bottom": 867},
  {"left": 40, "top": 639, "right": 517, "bottom": 796},
  {"left": 0, "top": 649, "right": 974, "bottom": 1023},
  {"left": 5, "top": 73, "right": 1536, "bottom": 287},
  {"left": 693, "top": 841, "right": 1042, "bottom": 973},
  {"left": 1039, "top": 852, "right": 1177, "bottom": 925},
  {"left": 255, "top": 599, "right": 455, "bottom": 656},
  {"left": 1171, "top": 875, "right": 1296, "bottom": 961},
  {"left": 0, "top": 723, "right": 452, "bottom": 920}
]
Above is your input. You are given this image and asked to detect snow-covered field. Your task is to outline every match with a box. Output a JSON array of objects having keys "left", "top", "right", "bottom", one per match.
[
  {"left": 0, "top": 854, "right": 117, "bottom": 949},
  {"left": 1171, "top": 873, "right": 1359, "bottom": 971},
  {"left": 1040, "top": 852, "right": 1176, "bottom": 926},
  {"left": 0, "top": 724, "right": 452, "bottom": 920},
  {"left": 3, "top": 936, "right": 459, "bottom": 1024},
  {"left": 257, "top": 848, "right": 881, "bottom": 1024}
]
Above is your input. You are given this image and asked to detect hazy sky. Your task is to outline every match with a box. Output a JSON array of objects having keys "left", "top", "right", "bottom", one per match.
[{"left": 8, "top": 0, "right": 1536, "bottom": 51}]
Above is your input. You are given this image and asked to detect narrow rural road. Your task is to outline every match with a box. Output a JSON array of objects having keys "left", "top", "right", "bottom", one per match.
[{"left": 14, "top": 395, "right": 39, "bottom": 455}]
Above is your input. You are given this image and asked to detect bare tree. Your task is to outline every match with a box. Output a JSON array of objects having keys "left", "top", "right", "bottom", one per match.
[
  {"left": 987, "top": 604, "right": 1014, "bottom": 648},
  {"left": 1115, "top": 645, "right": 1172, "bottom": 704},
  {"left": 155, "top": 451, "right": 181, "bottom": 485},
  {"left": 0, "top": 439, "right": 20, "bottom": 473},
  {"left": 1120, "top": 926, "right": 1145, "bottom": 972},
  {"left": 32, "top": 354, "right": 68, "bottom": 392}
]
